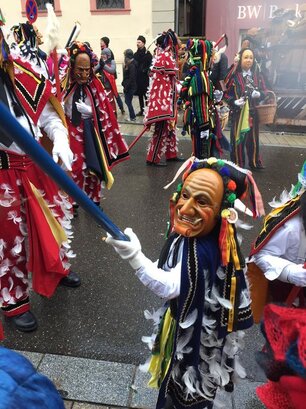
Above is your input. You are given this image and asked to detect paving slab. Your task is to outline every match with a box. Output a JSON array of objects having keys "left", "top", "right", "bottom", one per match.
[
  {"left": 233, "top": 379, "right": 266, "bottom": 409},
  {"left": 38, "top": 354, "right": 136, "bottom": 406},
  {"left": 16, "top": 350, "right": 44, "bottom": 369},
  {"left": 130, "top": 368, "right": 159, "bottom": 409}
]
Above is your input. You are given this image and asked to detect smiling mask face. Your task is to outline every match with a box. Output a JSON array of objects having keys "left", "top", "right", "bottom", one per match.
[
  {"left": 241, "top": 49, "right": 254, "bottom": 71},
  {"left": 173, "top": 169, "right": 224, "bottom": 237}
]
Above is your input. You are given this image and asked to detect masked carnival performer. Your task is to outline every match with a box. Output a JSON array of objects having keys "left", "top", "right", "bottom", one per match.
[
  {"left": 224, "top": 47, "right": 267, "bottom": 170},
  {"left": 61, "top": 41, "right": 129, "bottom": 209},
  {"left": 145, "top": 29, "right": 184, "bottom": 167},
  {"left": 247, "top": 161, "right": 306, "bottom": 323},
  {"left": 0, "top": 23, "right": 80, "bottom": 333},
  {"left": 179, "top": 39, "right": 227, "bottom": 160},
  {"left": 106, "top": 157, "right": 265, "bottom": 409}
]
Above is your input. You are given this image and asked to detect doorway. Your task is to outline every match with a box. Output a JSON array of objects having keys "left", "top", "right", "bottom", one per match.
[{"left": 177, "top": 0, "right": 206, "bottom": 37}]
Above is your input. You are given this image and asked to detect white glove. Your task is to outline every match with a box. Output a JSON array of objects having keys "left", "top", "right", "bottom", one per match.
[
  {"left": 251, "top": 90, "right": 261, "bottom": 99},
  {"left": 200, "top": 130, "right": 210, "bottom": 140},
  {"left": 75, "top": 99, "right": 93, "bottom": 119},
  {"left": 213, "top": 90, "right": 223, "bottom": 103},
  {"left": 176, "top": 81, "right": 183, "bottom": 94},
  {"left": 52, "top": 133, "right": 73, "bottom": 171},
  {"left": 234, "top": 98, "right": 246, "bottom": 107},
  {"left": 280, "top": 263, "right": 306, "bottom": 287},
  {"left": 105, "top": 228, "right": 148, "bottom": 270}
]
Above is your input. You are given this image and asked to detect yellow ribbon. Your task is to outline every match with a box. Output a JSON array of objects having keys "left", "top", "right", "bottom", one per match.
[{"left": 227, "top": 275, "right": 237, "bottom": 332}]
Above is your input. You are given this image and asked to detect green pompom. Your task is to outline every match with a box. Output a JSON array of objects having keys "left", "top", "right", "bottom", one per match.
[{"left": 227, "top": 193, "right": 236, "bottom": 203}]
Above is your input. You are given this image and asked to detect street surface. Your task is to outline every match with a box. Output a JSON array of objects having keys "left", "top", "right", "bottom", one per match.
[{"left": 2, "top": 127, "right": 305, "bottom": 408}]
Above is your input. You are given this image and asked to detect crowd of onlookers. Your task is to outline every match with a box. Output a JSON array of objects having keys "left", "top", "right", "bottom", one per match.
[{"left": 94, "top": 34, "right": 152, "bottom": 122}]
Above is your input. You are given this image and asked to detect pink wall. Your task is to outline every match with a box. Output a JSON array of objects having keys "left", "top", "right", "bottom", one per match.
[{"left": 205, "top": 0, "right": 302, "bottom": 62}]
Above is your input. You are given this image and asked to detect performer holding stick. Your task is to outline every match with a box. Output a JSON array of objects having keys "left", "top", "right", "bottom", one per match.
[{"left": 106, "top": 157, "right": 265, "bottom": 409}]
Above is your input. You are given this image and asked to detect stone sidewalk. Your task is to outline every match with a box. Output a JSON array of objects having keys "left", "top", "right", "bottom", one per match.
[{"left": 19, "top": 349, "right": 265, "bottom": 409}]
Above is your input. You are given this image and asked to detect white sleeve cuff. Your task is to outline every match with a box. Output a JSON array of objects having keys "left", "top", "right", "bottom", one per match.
[{"left": 135, "top": 260, "right": 181, "bottom": 300}]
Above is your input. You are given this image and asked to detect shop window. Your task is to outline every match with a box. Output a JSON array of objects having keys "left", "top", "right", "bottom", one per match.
[
  {"left": 21, "top": 0, "right": 62, "bottom": 17},
  {"left": 90, "top": 0, "right": 131, "bottom": 14}
]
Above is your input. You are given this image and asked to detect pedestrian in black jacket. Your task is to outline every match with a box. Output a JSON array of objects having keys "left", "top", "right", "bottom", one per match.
[
  {"left": 133, "top": 35, "right": 152, "bottom": 116},
  {"left": 122, "top": 49, "right": 137, "bottom": 121}
]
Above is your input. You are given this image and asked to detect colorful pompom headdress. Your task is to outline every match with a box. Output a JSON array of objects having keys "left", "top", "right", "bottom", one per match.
[
  {"left": 67, "top": 40, "right": 98, "bottom": 68},
  {"left": 155, "top": 29, "right": 179, "bottom": 57},
  {"left": 167, "top": 157, "right": 265, "bottom": 270},
  {"left": 61, "top": 40, "right": 98, "bottom": 89},
  {"left": 186, "top": 38, "right": 213, "bottom": 71}
]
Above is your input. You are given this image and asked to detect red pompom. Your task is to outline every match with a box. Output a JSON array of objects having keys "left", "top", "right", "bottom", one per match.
[{"left": 227, "top": 180, "right": 237, "bottom": 191}]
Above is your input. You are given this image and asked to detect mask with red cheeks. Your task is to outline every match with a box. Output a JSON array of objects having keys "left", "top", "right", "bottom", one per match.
[{"left": 173, "top": 169, "right": 224, "bottom": 238}]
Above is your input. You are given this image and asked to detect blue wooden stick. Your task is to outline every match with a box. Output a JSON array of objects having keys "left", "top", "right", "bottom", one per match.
[{"left": 0, "top": 102, "right": 128, "bottom": 241}]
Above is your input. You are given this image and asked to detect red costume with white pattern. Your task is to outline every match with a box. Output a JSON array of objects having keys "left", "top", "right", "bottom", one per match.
[
  {"left": 0, "top": 56, "right": 74, "bottom": 319},
  {"left": 144, "top": 32, "right": 180, "bottom": 164}
]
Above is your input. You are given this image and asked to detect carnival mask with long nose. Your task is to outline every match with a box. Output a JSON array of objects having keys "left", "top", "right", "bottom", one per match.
[{"left": 173, "top": 168, "right": 224, "bottom": 237}]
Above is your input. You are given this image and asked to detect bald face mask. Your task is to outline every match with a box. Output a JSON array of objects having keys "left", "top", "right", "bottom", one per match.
[{"left": 173, "top": 169, "right": 224, "bottom": 237}]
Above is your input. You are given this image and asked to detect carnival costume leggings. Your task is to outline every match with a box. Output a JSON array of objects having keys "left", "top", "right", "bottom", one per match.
[{"left": 146, "top": 122, "right": 178, "bottom": 164}]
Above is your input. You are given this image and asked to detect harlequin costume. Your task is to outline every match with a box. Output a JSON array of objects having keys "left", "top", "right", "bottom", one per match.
[
  {"left": 0, "top": 29, "right": 76, "bottom": 328},
  {"left": 179, "top": 39, "right": 225, "bottom": 160},
  {"left": 247, "top": 161, "right": 306, "bottom": 323},
  {"left": 62, "top": 42, "right": 129, "bottom": 202},
  {"left": 106, "top": 157, "right": 265, "bottom": 409},
  {"left": 255, "top": 304, "right": 306, "bottom": 409},
  {"left": 224, "top": 48, "right": 267, "bottom": 169},
  {"left": 144, "top": 29, "right": 181, "bottom": 165}
]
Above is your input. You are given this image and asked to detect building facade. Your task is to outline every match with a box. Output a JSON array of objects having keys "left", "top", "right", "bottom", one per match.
[{"left": 2, "top": 0, "right": 175, "bottom": 87}]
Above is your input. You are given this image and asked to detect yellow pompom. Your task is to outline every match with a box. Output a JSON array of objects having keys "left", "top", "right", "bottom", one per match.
[
  {"left": 221, "top": 209, "right": 230, "bottom": 219},
  {"left": 207, "top": 157, "right": 218, "bottom": 165}
]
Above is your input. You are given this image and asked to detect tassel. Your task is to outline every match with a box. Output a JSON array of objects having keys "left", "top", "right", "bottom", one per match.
[
  {"left": 227, "top": 275, "right": 237, "bottom": 332},
  {"left": 219, "top": 215, "right": 230, "bottom": 266},
  {"left": 12, "top": 101, "right": 23, "bottom": 117}
]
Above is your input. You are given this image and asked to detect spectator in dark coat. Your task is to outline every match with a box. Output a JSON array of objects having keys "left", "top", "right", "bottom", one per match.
[
  {"left": 210, "top": 52, "right": 228, "bottom": 91},
  {"left": 122, "top": 49, "right": 137, "bottom": 121},
  {"left": 133, "top": 35, "right": 152, "bottom": 116},
  {"left": 99, "top": 36, "right": 125, "bottom": 114}
]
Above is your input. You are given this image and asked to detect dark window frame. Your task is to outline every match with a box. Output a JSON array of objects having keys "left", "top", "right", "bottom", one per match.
[{"left": 90, "top": 0, "right": 131, "bottom": 15}]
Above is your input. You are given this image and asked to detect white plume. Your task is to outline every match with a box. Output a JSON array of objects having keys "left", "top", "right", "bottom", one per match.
[
  {"left": 234, "top": 357, "right": 247, "bottom": 379},
  {"left": 44, "top": 3, "right": 60, "bottom": 52},
  {"left": 268, "top": 189, "right": 291, "bottom": 208},
  {"left": 180, "top": 308, "right": 198, "bottom": 329},
  {"left": 215, "top": 295, "right": 233, "bottom": 310},
  {"left": 182, "top": 366, "right": 197, "bottom": 395},
  {"left": 176, "top": 327, "right": 194, "bottom": 359}
]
